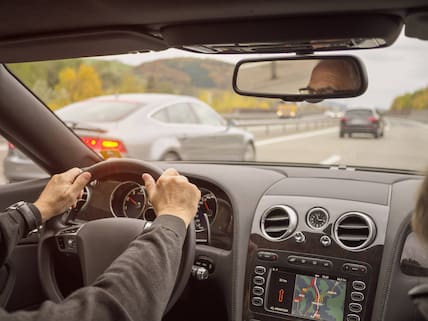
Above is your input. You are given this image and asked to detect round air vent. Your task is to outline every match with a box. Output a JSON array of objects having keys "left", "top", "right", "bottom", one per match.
[
  {"left": 260, "top": 205, "right": 298, "bottom": 241},
  {"left": 333, "top": 212, "right": 376, "bottom": 251}
]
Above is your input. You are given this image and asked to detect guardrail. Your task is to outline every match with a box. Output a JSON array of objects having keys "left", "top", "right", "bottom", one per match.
[{"left": 231, "top": 116, "right": 339, "bottom": 135}]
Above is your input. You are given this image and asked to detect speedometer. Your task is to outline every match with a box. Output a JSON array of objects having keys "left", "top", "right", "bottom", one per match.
[
  {"left": 110, "top": 181, "right": 147, "bottom": 218},
  {"left": 123, "top": 186, "right": 147, "bottom": 218}
]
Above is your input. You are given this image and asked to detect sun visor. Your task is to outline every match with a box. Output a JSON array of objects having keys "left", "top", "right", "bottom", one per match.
[
  {"left": 162, "top": 14, "right": 403, "bottom": 54},
  {"left": 0, "top": 29, "right": 168, "bottom": 63},
  {"left": 405, "top": 11, "right": 428, "bottom": 40}
]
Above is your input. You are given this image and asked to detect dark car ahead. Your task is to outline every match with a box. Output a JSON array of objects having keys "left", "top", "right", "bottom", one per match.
[{"left": 340, "top": 108, "right": 385, "bottom": 138}]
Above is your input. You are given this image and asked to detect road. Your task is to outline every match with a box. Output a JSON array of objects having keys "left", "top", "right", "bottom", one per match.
[
  {"left": 0, "top": 117, "right": 427, "bottom": 184},
  {"left": 254, "top": 118, "right": 428, "bottom": 172}
]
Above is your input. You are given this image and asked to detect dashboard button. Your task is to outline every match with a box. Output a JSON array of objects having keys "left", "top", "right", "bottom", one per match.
[
  {"left": 255, "top": 266, "right": 266, "bottom": 275},
  {"left": 343, "top": 263, "right": 368, "bottom": 274},
  {"left": 288, "top": 256, "right": 297, "bottom": 263},
  {"left": 321, "top": 260, "right": 333, "bottom": 268},
  {"left": 252, "top": 297, "right": 264, "bottom": 307},
  {"left": 299, "top": 258, "right": 307, "bottom": 264},
  {"left": 352, "top": 281, "right": 366, "bottom": 291},
  {"left": 358, "top": 266, "right": 368, "bottom": 273},
  {"left": 347, "top": 314, "right": 360, "bottom": 321},
  {"left": 351, "top": 292, "right": 364, "bottom": 302},
  {"left": 349, "top": 303, "right": 362, "bottom": 313},
  {"left": 257, "top": 251, "right": 278, "bottom": 261},
  {"left": 253, "top": 286, "right": 264, "bottom": 296},
  {"left": 253, "top": 276, "right": 265, "bottom": 286},
  {"left": 311, "top": 260, "right": 319, "bottom": 266}
]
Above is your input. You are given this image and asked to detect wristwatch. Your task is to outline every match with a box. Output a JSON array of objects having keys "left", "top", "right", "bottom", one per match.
[{"left": 6, "top": 201, "right": 42, "bottom": 237}]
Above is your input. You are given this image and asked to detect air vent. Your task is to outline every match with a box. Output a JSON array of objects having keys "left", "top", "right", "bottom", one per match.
[
  {"left": 333, "top": 212, "right": 376, "bottom": 251},
  {"left": 260, "top": 205, "right": 298, "bottom": 241}
]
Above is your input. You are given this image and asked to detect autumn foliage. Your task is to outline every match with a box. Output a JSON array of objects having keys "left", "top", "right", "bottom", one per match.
[
  {"left": 390, "top": 86, "right": 428, "bottom": 111},
  {"left": 8, "top": 58, "right": 272, "bottom": 113}
]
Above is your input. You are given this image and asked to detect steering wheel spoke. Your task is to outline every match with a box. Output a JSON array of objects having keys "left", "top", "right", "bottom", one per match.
[{"left": 55, "top": 225, "right": 82, "bottom": 254}]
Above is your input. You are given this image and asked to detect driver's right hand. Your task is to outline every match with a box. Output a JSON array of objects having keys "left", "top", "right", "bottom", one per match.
[{"left": 142, "top": 168, "right": 201, "bottom": 227}]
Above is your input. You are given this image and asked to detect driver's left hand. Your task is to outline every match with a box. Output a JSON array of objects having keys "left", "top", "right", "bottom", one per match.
[{"left": 34, "top": 168, "right": 92, "bottom": 222}]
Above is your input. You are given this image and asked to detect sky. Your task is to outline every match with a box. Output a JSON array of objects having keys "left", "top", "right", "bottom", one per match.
[{"left": 98, "top": 32, "right": 428, "bottom": 109}]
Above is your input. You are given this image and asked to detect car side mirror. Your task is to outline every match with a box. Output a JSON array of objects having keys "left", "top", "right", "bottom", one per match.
[{"left": 226, "top": 118, "right": 236, "bottom": 127}]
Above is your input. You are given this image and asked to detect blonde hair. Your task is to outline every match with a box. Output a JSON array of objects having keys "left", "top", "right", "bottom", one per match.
[{"left": 412, "top": 174, "right": 428, "bottom": 243}]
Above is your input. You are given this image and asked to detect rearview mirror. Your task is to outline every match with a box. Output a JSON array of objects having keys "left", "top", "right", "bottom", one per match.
[{"left": 233, "top": 56, "right": 367, "bottom": 102}]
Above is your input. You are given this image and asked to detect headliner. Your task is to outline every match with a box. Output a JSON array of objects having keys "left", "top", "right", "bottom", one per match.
[{"left": 0, "top": 0, "right": 427, "bottom": 62}]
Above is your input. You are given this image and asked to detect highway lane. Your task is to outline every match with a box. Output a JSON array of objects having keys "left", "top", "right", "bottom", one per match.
[
  {"left": 255, "top": 118, "right": 428, "bottom": 172},
  {"left": 0, "top": 117, "right": 427, "bottom": 185}
]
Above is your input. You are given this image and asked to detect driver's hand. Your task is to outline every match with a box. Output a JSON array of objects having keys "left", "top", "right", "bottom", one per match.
[
  {"left": 143, "top": 168, "right": 201, "bottom": 228},
  {"left": 34, "top": 168, "right": 92, "bottom": 222}
]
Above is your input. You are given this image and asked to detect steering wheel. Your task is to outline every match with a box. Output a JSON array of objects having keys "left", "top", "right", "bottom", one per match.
[{"left": 38, "top": 159, "right": 195, "bottom": 314}]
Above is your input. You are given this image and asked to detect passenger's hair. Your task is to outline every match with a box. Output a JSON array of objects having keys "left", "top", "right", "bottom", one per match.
[{"left": 412, "top": 174, "right": 428, "bottom": 243}]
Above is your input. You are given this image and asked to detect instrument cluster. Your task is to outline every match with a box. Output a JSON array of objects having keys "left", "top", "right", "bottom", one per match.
[{"left": 70, "top": 178, "right": 232, "bottom": 249}]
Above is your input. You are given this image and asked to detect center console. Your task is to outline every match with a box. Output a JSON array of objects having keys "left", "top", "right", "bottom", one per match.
[
  {"left": 244, "top": 195, "right": 388, "bottom": 321},
  {"left": 249, "top": 251, "right": 371, "bottom": 321}
]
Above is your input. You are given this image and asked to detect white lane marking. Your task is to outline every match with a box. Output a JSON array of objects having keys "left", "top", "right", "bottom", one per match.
[
  {"left": 0, "top": 144, "right": 7, "bottom": 152},
  {"left": 255, "top": 127, "right": 337, "bottom": 147},
  {"left": 384, "top": 120, "right": 391, "bottom": 132},
  {"left": 320, "top": 154, "right": 341, "bottom": 165}
]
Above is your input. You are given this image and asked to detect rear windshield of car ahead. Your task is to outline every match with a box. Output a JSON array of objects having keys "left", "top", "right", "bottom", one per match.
[
  {"left": 346, "top": 109, "right": 373, "bottom": 117},
  {"left": 56, "top": 100, "right": 141, "bottom": 122}
]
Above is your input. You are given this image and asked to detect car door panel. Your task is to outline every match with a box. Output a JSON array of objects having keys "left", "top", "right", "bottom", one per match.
[{"left": 0, "top": 179, "right": 49, "bottom": 311}]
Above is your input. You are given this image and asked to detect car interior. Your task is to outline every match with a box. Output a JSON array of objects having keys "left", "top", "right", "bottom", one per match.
[{"left": 0, "top": 1, "right": 428, "bottom": 321}]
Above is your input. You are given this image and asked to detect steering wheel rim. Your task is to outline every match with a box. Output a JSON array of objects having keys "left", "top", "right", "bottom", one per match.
[{"left": 38, "top": 159, "right": 195, "bottom": 314}]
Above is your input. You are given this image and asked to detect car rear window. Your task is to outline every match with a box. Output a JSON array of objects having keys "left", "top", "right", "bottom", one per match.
[
  {"left": 346, "top": 109, "right": 373, "bottom": 117},
  {"left": 56, "top": 100, "right": 141, "bottom": 122}
]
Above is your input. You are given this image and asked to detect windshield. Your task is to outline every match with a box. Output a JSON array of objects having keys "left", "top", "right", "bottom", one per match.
[
  {"left": 5, "top": 33, "right": 428, "bottom": 173},
  {"left": 57, "top": 100, "right": 141, "bottom": 122}
]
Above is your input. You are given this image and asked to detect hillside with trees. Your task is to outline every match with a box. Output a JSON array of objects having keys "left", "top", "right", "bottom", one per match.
[
  {"left": 390, "top": 86, "right": 428, "bottom": 111},
  {"left": 8, "top": 57, "right": 270, "bottom": 113}
]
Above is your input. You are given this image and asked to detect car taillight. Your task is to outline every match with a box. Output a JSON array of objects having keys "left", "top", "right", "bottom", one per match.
[
  {"left": 340, "top": 117, "right": 348, "bottom": 123},
  {"left": 7, "top": 142, "right": 15, "bottom": 150},
  {"left": 81, "top": 136, "right": 127, "bottom": 153},
  {"left": 368, "top": 116, "right": 379, "bottom": 123}
]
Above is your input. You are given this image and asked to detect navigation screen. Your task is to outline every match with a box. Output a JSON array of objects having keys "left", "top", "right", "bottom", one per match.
[
  {"left": 292, "top": 274, "right": 346, "bottom": 321},
  {"left": 266, "top": 270, "right": 347, "bottom": 321}
]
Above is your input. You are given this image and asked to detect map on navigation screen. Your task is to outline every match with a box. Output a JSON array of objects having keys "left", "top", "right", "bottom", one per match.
[{"left": 291, "top": 274, "right": 346, "bottom": 321}]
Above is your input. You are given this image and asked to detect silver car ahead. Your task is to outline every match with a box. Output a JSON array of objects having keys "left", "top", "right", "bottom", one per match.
[{"left": 4, "top": 93, "right": 255, "bottom": 182}]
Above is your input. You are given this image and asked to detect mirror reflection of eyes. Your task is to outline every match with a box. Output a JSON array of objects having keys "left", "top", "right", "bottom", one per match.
[{"left": 299, "top": 86, "right": 337, "bottom": 95}]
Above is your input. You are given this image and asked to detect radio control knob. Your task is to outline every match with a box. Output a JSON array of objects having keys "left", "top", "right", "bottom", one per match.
[
  {"left": 294, "top": 232, "right": 306, "bottom": 244},
  {"left": 320, "top": 235, "right": 332, "bottom": 247}
]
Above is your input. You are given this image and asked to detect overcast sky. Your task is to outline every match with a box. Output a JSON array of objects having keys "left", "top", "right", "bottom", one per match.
[{"left": 99, "top": 32, "right": 428, "bottom": 109}]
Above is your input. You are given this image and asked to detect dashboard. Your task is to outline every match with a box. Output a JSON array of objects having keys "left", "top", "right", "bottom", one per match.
[
  {"left": 51, "top": 162, "right": 426, "bottom": 321},
  {"left": 67, "top": 176, "right": 233, "bottom": 250}
]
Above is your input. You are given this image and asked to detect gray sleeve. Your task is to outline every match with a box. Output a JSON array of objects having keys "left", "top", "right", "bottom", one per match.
[
  {"left": 0, "top": 214, "right": 187, "bottom": 321},
  {"left": 0, "top": 210, "right": 30, "bottom": 267}
]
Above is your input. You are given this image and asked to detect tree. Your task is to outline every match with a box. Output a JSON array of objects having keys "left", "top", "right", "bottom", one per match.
[{"left": 52, "top": 64, "right": 103, "bottom": 109}]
